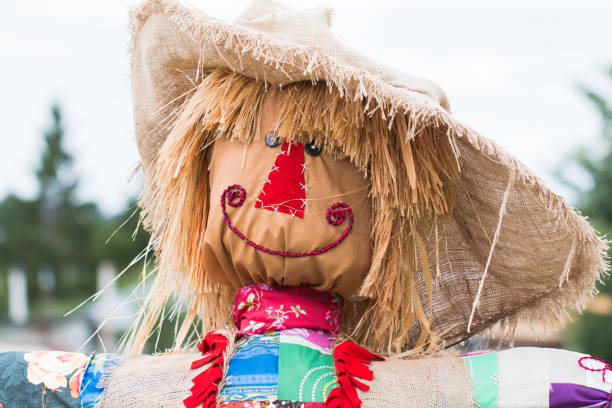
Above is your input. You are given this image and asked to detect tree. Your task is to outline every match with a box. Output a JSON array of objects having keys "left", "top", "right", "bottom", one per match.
[
  {"left": 560, "top": 68, "right": 612, "bottom": 361},
  {"left": 573, "top": 70, "right": 612, "bottom": 249},
  {"left": 37, "top": 105, "right": 76, "bottom": 209},
  {"left": 0, "top": 105, "right": 101, "bottom": 306},
  {"left": 0, "top": 105, "right": 149, "bottom": 319}
]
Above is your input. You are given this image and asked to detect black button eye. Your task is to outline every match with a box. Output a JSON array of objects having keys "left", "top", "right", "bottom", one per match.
[
  {"left": 304, "top": 141, "right": 321, "bottom": 157},
  {"left": 265, "top": 132, "right": 280, "bottom": 147}
]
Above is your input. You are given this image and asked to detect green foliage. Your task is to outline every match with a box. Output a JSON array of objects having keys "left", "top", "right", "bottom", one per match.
[
  {"left": 575, "top": 73, "right": 612, "bottom": 241},
  {"left": 564, "top": 312, "right": 612, "bottom": 362},
  {"left": 560, "top": 68, "right": 612, "bottom": 355},
  {"left": 0, "top": 105, "right": 149, "bottom": 319},
  {"left": 37, "top": 105, "right": 76, "bottom": 202},
  {"left": 572, "top": 72, "right": 612, "bottom": 295}
]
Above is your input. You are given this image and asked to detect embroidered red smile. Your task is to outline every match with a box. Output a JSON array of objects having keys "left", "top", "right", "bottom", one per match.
[{"left": 221, "top": 184, "right": 354, "bottom": 257}]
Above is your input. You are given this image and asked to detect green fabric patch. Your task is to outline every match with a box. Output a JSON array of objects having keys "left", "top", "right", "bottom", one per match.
[
  {"left": 463, "top": 352, "right": 499, "bottom": 408},
  {"left": 277, "top": 343, "right": 336, "bottom": 402}
]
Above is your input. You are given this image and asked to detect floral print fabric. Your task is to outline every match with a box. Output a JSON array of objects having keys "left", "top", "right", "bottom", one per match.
[
  {"left": 0, "top": 351, "right": 85, "bottom": 408},
  {"left": 0, "top": 351, "right": 122, "bottom": 408},
  {"left": 23, "top": 351, "right": 88, "bottom": 398},
  {"left": 233, "top": 284, "right": 343, "bottom": 336}
]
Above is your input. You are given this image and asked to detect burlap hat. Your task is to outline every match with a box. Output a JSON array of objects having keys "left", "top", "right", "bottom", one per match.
[{"left": 126, "top": 0, "right": 608, "bottom": 354}]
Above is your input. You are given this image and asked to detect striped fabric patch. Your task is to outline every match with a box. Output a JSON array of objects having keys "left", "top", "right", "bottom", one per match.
[
  {"left": 218, "top": 332, "right": 280, "bottom": 401},
  {"left": 79, "top": 353, "right": 123, "bottom": 408}
]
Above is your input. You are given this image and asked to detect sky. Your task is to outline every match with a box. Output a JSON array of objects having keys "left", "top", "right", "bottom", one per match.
[{"left": 1, "top": 0, "right": 611, "bottom": 214}]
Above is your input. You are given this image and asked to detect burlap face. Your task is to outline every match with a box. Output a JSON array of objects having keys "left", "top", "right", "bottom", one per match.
[
  {"left": 198, "top": 86, "right": 372, "bottom": 297},
  {"left": 203, "top": 138, "right": 372, "bottom": 297}
]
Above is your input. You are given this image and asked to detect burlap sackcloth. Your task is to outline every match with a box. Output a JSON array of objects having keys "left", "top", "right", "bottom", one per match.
[{"left": 361, "top": 353, "right": 473, "bottom": 408}]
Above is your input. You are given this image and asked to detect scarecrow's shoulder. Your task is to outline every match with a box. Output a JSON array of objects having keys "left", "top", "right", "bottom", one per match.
[
  {"left": 92, "top": 352, "right": 202, "bottom": 407},
  {"left": 361, "top": 351, "right": 473, "bottom": 407},
  {"left": 363, "top": 348, "right": 612, "bottom": 408},
  {"left": 0, "top": 351, "right": 203, "bottom": 408}
]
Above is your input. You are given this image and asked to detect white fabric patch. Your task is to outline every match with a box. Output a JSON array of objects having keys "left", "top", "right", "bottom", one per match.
[
  {"left": 498, "top": 348, "right": 550, "bottom": 408},
  {"left": 497, "top": 347, "right": 612, "bottom": 408}
]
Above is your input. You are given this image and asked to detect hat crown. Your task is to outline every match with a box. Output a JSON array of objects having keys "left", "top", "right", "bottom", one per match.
[
  {"left": 234, "top": 0, "right": 334, "bottom": 48},
  {"left": 232, "top": 0, "right": 449, "bottom": 109}
]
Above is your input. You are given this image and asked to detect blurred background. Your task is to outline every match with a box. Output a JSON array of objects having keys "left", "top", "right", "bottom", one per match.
[{"left": 0, "top": 1, "right": 611, "bottom": 357}]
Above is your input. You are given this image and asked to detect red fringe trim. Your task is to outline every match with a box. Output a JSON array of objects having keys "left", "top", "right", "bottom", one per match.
[
  {"left": 183, "top": 332, "right": 229, "bottom": 408},
  {"left": 325, "top": 341, "right": 384, "bottom": 408}
]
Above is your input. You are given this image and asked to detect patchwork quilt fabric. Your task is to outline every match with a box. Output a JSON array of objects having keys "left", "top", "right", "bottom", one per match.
[
  {"left": 219, "top": 402, "right": 326, "bottom": 407},
  {"left": 218, "top": 329, "right": 338, "bottom": 406},
  {"left": 462, "top": 347, "right": 612, "bottom": 407},
  {"left": 2, "top": 347, "right": 612, "bottom": 407}
]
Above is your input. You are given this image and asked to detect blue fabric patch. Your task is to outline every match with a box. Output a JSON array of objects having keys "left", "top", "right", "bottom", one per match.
[
  {"left": 79, "top": 353, "right": 122, "bottom": 408},
  {"left": 218, "top": 332, "right": 280, "bottom": 401}
]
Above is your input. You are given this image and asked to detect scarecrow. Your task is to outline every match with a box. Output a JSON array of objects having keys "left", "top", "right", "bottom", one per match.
[{"left": 0, "top": 0, "right": 610, "bottom": 407}]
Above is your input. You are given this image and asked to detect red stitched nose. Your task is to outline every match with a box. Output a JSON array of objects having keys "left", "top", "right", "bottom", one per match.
[{"left": 254, "top": 142, "right": 306, "bottom": 218}]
